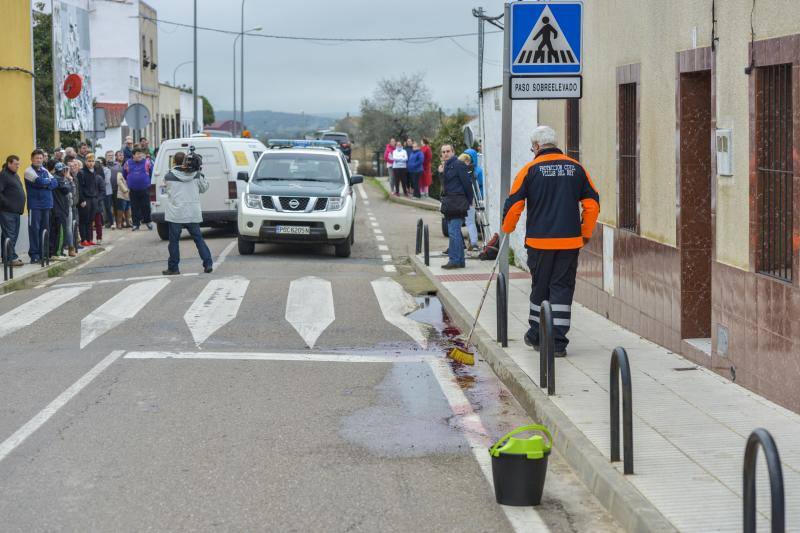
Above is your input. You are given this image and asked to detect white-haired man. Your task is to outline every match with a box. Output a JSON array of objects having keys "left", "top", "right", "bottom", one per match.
[{"left": 501, "top": 125, "right": 600, "bottom": 356}]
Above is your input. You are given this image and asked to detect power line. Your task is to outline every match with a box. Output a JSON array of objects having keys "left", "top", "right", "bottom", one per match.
[{"left": 136, "top": 15, "right": 501, "bottom": 43}]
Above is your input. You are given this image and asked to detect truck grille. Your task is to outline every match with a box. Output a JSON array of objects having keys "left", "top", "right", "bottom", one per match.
[
  {"left": 313, "top": 198, "right": 328, "bottom": 211},
  {"left": 262, "top": 196, "right": 275, "bottom": 209},
  {"left": 279, "top": 197, "right": 309, "bottom": 211}
]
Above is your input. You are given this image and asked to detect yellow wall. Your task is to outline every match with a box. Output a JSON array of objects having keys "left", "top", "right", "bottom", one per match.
[
  {"left": 538, "top": 0, "right": 800, "bottom": 270},
  {"left": 0, "top": 2, "right": 34, "bottom": 164}
]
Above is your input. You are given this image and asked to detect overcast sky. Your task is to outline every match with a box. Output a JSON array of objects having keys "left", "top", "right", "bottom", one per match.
[{"left": 148, "top": 0, "right": 507, "bottom": 116}]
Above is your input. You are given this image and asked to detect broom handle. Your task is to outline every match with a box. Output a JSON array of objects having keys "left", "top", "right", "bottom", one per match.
[{"left": 464, "top": 236, "right": 506, "bottom": 347}]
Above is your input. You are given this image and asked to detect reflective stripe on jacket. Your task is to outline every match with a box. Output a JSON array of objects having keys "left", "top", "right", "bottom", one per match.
[{"left": 502, "top": 148, "right": 600, "bottom": 250}]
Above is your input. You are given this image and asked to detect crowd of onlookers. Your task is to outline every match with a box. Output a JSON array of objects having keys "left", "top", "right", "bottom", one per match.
[
  {"left": 383, "top": 137, "right": 433, "bottom": 198},
  {"left": 0, "top": 136, "right": 156, "bottom": 267}
]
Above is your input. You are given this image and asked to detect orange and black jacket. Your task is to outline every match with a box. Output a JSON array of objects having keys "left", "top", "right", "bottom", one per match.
[{"left": 502, "top": 148, "right": 600, "bottom": 250}]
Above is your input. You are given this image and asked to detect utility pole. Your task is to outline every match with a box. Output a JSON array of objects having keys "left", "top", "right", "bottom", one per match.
[
  {"left": 192, "top": 0, "right": 198, "bottom": 133},
  {"left": 498, "top": 2, "right": 512, "bottom": 294},
  {"left": 240, "top": 0, "right": 247, "bottom": 136}
]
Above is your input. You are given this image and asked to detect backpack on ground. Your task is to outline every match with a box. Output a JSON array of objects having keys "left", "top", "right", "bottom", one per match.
[{"left": 479, "top": 232, "right": 500, "bottom": 261}]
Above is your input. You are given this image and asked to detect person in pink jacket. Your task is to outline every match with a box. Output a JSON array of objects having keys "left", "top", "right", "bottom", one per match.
[{"left": 384, "top": 137, "right": 396, "bottom": 191}]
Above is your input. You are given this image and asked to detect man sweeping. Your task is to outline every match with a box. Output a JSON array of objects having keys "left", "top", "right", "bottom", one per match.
[{"left": 501, "top": 125, "right": 600, "bottom": 357}]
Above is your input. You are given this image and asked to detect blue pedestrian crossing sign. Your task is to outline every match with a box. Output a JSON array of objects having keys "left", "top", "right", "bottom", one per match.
[{"left": 510, "top": 1, "right": 583, "bottom": 75}]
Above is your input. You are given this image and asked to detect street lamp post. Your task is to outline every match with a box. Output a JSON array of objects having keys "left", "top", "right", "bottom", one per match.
[
  {"left": 233, "top": 26, "right": 261, "bottom": 137},
  {"left": 193, "top": 0, "right": 198, "bottom": 133},
  {"left": 173, "top": 60, "right": 193, "bottom": 87},
  {"left": 240, "top": 0, "right": 247, "bottom": 136}
]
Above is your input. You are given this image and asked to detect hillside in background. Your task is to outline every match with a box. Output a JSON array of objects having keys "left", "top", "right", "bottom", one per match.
[{"left": 216, "top": 110, "right": 337, "bottom": 138}]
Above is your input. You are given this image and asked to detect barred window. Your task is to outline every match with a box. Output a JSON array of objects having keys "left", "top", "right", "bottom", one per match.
[
  {"left": 618, "top": 83, "right": 638, "bottom": 232},
  {"left": 756, "top": 64, "right": 794, "bottom": 281},
  {"left": 566, "top": 99, "right": 580, "bottom": 161}
]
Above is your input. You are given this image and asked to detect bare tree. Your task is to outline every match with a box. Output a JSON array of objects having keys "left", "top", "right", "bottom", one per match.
[{"left": 359, "top": 73, "right": 439, "bottom": 149}]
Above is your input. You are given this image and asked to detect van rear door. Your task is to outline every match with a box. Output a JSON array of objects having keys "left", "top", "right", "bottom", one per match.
[{"left": 192, "top": 143, "right": 230, "bottom": 217}]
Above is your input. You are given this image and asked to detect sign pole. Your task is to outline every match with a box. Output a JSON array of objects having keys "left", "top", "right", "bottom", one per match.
[{"left": 499, "top": 2, "right": 512, "bottom": 292}]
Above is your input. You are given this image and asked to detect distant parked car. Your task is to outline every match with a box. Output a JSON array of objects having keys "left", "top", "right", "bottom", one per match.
[{"left": 320, "top": 131, "right": 352, "bottom": 162}]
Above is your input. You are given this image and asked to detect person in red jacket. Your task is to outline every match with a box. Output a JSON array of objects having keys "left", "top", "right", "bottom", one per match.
[
  {"left": 501, "top": 125, "right": 600, "bottom": 357},
  {"left": 383, "top": 137, "right": 396, "bottom": 191},
  {"left": 419, "top": 138, "right": 433, "bottom": 197}
]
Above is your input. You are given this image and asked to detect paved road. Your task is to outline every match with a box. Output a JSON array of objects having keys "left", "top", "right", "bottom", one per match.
[{"left": 0, "top": 181, "right": 618, "bottom": 532}]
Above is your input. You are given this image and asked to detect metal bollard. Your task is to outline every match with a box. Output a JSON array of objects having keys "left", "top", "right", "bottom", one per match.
[
  {"left": 2, "top": 237, "right": 11, "bottom": 281},
  {"left": 41, "top": 229, "right": 50, "bottom": 267},
  {"left": 539, "top": 300, "right": 555, "bottom": 395},
  {"left": 423, "top": 224, "right": 430, "bottom": 266},
  {"left": 743, "top": 428, "right": 784, "bottom": 533},
  {"left": 415, "top": 218, "right": 424, "bottom": 255},
  {"left": 72, "top": 219, "right": 79, "bottom": 249},
  {"left": 496, "top": 272, "right": 508, "bottom": 347},
  {"left": 610, "top": 347, "right": 634, "bottom": 474}
]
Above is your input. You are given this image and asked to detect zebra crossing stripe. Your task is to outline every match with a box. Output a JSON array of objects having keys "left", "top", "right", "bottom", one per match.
[
  {"left": 0, "top": 285, "right": 91, "bottom": 339},
  {"left": 285, "top": 276, "right": 335, "bottom": 349},
  {"left": 370, "top": 277, "right": 429, "bottom": 348},
  {"left": 80, "top": 278, "right": 170, "bottom": 349},
  {"left": 184, "top": 277, "right": 250, "bottom": 346}
]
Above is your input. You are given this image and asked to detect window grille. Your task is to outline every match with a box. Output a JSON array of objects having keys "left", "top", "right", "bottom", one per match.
[
  {"left": 618, "top": 83, "right": 638, "bottom": 232},
  {"left": 757, "top": 64, "right": 793, "bottom": 281}
]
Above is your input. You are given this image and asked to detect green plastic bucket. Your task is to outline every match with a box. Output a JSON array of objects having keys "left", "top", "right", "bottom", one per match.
[{"left": 489, "top": 424, "right": 553, "bottom": 506}]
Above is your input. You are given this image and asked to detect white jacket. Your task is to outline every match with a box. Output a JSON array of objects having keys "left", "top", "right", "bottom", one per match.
[
  {"left": 163, "top": 168, "right": 209, "bottom": 224},
  {"left": 391, "top": 148, "right": 408, "bottom": 169}
]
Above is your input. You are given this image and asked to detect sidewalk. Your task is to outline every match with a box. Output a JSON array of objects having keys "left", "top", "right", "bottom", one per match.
[
  {"left": 372, "top": 176, "right": 441, "bottom": 212},
  {"left": 414, "top": 252, "right": 800, "bottom": 532}
]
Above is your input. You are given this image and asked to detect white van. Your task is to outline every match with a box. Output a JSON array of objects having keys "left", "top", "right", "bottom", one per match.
[{"left": 150, "top": 137, "right": 267, "bottom": 240}]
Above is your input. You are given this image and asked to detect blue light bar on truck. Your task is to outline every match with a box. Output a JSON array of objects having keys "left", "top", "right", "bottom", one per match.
[{"left": 267, "top": 139, "right": 339, "bottom": 149}]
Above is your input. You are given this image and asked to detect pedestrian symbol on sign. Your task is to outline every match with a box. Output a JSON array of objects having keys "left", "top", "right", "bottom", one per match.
[{"left": 514, "top": 6, "right": 578, "bottom": 66}]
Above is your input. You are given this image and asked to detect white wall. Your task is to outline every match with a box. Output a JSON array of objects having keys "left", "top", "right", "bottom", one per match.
[
  {"left": 89, "top": 0, "right": 140, "bottom": 101},
  {"left": 481, "top": 86, "right": 538, "bottom": 270}
]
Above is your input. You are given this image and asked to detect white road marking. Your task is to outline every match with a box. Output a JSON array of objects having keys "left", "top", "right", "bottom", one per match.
[
  {"left": 0, "top": 350, "right": 125, "bottom": 464},
  {"left": 376, "top": 235, "right": 385, "bottom": 242},
  {"left": 383, "top": 265, "right": 397, "bottom": 273},
  {"left": 370, "top": 277, "right": 428, "bottom": 348},
  {"left": 184, "top": 277, "right": 250, "bottom": 346},
  {"left": 363, "top": 200, "right": 370, "bottom": 206},
  {"left": 80, "top": 278, "right": 170, "bottom": 348},
  {"left": 215, "top": 239, "right": 237, "bottom": 268},
  {"left": 373, "top": 229, "right": 383, "bottom": 235},
  {"left": 369, "top": 217, "right": 377, "bottom": 221},
  {"left": 285, "top": 276, "right": 335, "bottom": 349},
  {"left": 55, "top": 273, "right": 199, "bottom": 288},
  {"left": 381, "top": 254, "right": 392, "bottom": 262},
  {"left": 357, "top": 184, "right": 368, "bottom": 200},
  {"left": 428, "top": 359, "right": 552, "bottom": 533},
  {"left": 378, "top": 245, "right": 389, "bottom": 251},
  {"left": 371, "top": 222, "right": 379, "bottom": 227},
  {"left": 124, "top": 351, "right": 430, "bottom": 364},
  {"left": 0, "top": 285, "right": 91, "bottom": 338}
]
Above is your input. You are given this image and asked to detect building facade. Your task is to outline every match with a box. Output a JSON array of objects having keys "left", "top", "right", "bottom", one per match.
[
  {"left": 527, "top": 0, "right": 800, "bottom": 411},
  {"left": 0, "top": 3, "right": 35, "bottom": 163}
]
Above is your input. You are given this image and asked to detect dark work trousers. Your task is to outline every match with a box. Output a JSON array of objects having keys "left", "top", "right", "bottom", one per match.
[
  {"left": 50, "top": 212, "right": 67, "bottom": 255},
  {"left": 78, "top": 200, "right": 96, "bottom": 242},
  {"left": 409, "top": 171, "right": 422, "bottom": 198},
  {"left": 526, "top": 248, "right": 580, "bottom": 352},
  {"left": 129, "top": 189, "right": 151, "bottom": 227},
  {"left": 168, "top": 222, "right": 213, "bottom": 272},
  {"left": 392, "top": 168, "right": 408, "bottom": 195}
]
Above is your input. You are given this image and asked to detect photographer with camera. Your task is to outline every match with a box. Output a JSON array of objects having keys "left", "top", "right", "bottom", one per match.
[{"left": 161, "top": 149, "right": 213, "bottom": 275}]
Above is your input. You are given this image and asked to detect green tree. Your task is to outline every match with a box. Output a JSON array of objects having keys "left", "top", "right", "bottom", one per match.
[
  {"left": 201, "top": 95, "right": 215, "bottom": 125},
  {"left": 32, "top": 3, "right": 54, "bottom": 149},
  {"left": 428, "top": 111, "right": 471, "bottom": 200},
  {"left": 359, "top": 73, "right": 440, "bottom": 149}
]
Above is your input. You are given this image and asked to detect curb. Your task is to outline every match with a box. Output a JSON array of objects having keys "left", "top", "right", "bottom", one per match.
[
  {"left": 1, "top": 246, "right": 106, "bottom": 294},
  {"left": 411, "top": 255, "right": 677, "bottom": 533},
  {"left": 372, "top": 177, "right": 441, "bottom": 212}
]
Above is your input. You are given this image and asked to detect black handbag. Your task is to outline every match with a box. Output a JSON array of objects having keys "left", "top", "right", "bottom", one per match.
[{"left": 440, "top": 191, "right": 470, "bottom": 218}]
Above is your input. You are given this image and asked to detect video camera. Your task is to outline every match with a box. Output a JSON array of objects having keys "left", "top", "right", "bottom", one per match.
[{"left": 184, "top": 145, "right": 203, "bottom": 172}]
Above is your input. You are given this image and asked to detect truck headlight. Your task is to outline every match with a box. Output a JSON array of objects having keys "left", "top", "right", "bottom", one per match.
[
  {"left": 245, "top": 194, "right": 262, "bottom": 209},
  {"left": 327, "top": 197, "right": 345, "bottom": 211}
]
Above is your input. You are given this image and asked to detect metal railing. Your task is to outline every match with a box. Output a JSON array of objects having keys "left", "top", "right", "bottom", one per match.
[
  {"left": 2, "top": 237, "right": 13, "bottom": 281},
  {"left": 610, "top": 346, "right": 634, "bottom": 475},
  {"left": 416, "top": 218, "right": 424, "bottom": 255},
  {"left": 743, "top": 428, "right": 785, "bottom": 533},
  {"left": 423, "top": 224, "right": 430, "bottom": 266},
  {"left": 41, "top": 229, "right": 50, "bottom": 268},
  {"left": 496, "top": 272, "right": 508, "bottom": 347},
  {"left": 539, "top": 300, "right": 555, "bottom": 395}
]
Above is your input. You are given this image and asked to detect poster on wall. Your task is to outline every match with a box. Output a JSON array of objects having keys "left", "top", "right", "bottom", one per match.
[{"left": 52, "top": 0, "right": 93, "bottom": 132}]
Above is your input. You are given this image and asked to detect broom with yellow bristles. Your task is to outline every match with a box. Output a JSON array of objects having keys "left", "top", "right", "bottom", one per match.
[{"left": 447, "top": 235, "right": 506, "bottom": 366}]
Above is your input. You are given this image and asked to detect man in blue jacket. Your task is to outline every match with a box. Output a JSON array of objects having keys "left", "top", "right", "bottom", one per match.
[
  {"left": 407, "top": 142, "right": 425, "bottom": 198},
  {"left": 23, "top": 149, "right": 57, "bottom": 264},
  {"left": 0, "top": 155, "right": 26, "bottom": 267},
  {"left": 438, "top": 144, "right": 473, "bottom": 269},
  {"left": 123, "top": 148, "right": 154, "bottom": 231}
]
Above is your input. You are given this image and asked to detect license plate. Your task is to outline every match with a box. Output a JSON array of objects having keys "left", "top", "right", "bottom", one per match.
[{"left": 276, "top": 225, "right": 311, "bottom": 235}]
